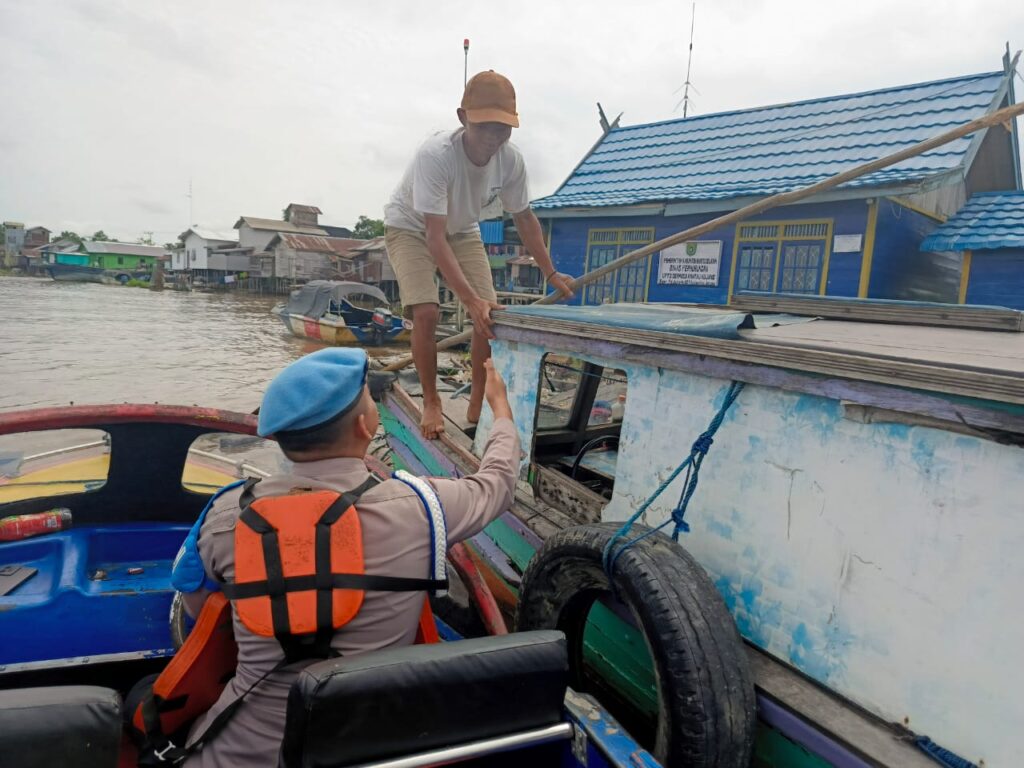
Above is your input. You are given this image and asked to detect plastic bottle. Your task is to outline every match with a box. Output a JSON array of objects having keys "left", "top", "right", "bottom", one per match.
[
  {"left": 611, "top": 394, "right": 626, "bottom": 422},
  {"left": 0, "top": 509, "right": 73, "bottom": 542}
]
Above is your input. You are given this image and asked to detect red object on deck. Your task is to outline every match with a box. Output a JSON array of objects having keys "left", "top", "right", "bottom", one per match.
[
  {"left": 449, "top": 543, "right": 508, "bottom": 636},
  {"left": 0, "top": 509, "right": 72, "bottom": 541}
]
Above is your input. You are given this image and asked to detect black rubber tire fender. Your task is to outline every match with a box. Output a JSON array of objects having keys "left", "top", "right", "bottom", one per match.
[{"left": 515, "top": 522, "right": 756, "bottom": 768}]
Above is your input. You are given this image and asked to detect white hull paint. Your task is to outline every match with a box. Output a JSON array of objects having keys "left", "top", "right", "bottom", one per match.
[{"left": 477, "top": 338, "right": 1024, "bottom": 767}]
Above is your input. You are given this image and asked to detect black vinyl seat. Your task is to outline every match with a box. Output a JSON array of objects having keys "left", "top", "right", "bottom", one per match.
[
  {"left": 0, "top": 685, "right": 122, "bottom": 768},
  {"left": 279, "top": 630, "right": 569, "bottom": 768}
]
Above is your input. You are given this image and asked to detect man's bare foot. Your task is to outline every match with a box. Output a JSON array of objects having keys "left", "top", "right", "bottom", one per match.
[
  {"left": 421, "top": 399, "right": 445, "bottom": 439},
  {"left": 466, "top": 398, "right": 482, "bottom": 424}
]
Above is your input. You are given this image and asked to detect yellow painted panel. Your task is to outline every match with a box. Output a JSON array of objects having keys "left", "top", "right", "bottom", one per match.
[
  {"left": 0, "top": 455, "right": 108, "bottom": 503},
  {"left": 0, "top": 454, "right": 236, "bottom": 503},
  {"left": 819, "top": 220, "right": 835, "bottom": 295},
  {"left": 958, "top": 250, "right": 972, "bottom": 304},
  {"left": 727, "top": 229, "right": 743, "bottom": 303},
  {"left": 858, "top": 201, "right": 879, "bottom": 298}
]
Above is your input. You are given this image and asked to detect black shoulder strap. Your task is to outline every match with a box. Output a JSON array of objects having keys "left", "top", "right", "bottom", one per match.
[
  {"left": 225, "top": 476, "right": 446, "bottom": 659},
  {"left": 138, "top": 658, "right": 297, "bottom": 766}
]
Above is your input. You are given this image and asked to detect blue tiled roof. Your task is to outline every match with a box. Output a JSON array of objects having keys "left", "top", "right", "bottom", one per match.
[
  {"left": 533, "top": 71, "right": 1008, "bottom": 210},
  {"left": 920, "top": 191, "right": 1024, "bottom": 251}
]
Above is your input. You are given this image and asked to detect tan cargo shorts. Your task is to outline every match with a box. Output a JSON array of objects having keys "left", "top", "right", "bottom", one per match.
[{"left": 384, "top": 227, "right": 497, "bottom": 318}]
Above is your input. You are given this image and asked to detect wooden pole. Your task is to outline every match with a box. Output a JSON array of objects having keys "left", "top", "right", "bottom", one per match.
[{"left": 382, "top": 98, "right": 1024, "bottom": 373}]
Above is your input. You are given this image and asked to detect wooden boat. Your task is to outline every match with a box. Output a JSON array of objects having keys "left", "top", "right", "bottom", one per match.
[
  {"left": 45, "top": 262, "right": 112, "bottom": 284},
  {"left": 375, "top": 297, "right": 1024, "bottom": 768},
  {"left": 273, "top": 280, "right": 412, "bottom": 346},
  {"left": 0, "top": 403, "right": 661, "bottom": 767}
]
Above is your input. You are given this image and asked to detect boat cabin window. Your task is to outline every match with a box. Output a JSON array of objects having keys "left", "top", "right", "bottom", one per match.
[
  {"left": 533, "top": 354, "right": 627, "bottom": 502},
  {"left": 182, "top": 433, "right": 289, "bottom": 493},
  {"left": 0, "top": 429, "right": 110, "bottom": 504}
]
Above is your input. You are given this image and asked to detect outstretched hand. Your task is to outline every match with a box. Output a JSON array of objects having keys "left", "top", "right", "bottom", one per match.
[{"left": 483, "top": 359, "right": 513, "bottom": 420}]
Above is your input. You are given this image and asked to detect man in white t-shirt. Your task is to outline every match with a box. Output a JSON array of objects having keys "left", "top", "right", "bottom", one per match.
[{"left": 384, "top": 70, "right": 573, "bottom": 438}]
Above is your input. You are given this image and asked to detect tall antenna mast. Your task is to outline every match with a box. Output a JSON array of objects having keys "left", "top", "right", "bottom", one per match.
[
  {"left": 682, "top": 2, "right": 696, "bottom": 117},
  {"left": 188, "top": 179, "right": 193, "bottom": 227}
]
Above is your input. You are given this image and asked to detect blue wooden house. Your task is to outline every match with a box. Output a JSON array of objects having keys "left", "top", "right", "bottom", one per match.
[
  {"left": 920, "top": 191, "right": 1024, "bottom": 308},
  {"left": 533, "top": 59, "right": 1021, "bottom": 307}
]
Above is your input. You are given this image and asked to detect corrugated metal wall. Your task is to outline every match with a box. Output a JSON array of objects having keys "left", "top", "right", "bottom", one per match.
[
  {"left": 868, "top": 201, "right": 956, "bottom": 302},
  {"left": 965, "top": 248, "right": 1024, "bottom": 308}
]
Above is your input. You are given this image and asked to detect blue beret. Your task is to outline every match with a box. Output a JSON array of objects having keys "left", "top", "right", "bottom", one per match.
[{"left": 258, "top": 348, "right": 369, "bottom": 437}]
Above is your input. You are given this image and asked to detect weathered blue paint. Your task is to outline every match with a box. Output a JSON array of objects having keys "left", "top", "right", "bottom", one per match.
[
  {"left": 867, "top": 200, "right": 955, "bottom": 302},
  {"left": 964, "top": 248, "right": 1024, "bottom": 309},
  {"left": 475, "top": 331, "right": 1024, "bottom": 765},
  {"left": 563, "top": 692, "right": 662, "bottom": 768}
]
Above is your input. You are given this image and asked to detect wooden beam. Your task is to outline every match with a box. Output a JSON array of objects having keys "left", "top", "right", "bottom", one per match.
[
  {"left": 728, "top": 293, "right": 1023, "bottom": 332},
  {"left": 496, "top": 324, "right": 1024, "bottom": 436},
  {"left": 746, "top": 646, "right": 939, "bottom": 768}
]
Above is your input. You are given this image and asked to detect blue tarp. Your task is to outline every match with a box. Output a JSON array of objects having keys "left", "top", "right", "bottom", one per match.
[{"left": 504, "top": 303, "right": 804, "bottom": 339}]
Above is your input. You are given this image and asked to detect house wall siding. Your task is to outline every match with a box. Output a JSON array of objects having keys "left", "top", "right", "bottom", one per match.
[
  {"left": 965, "top": 95, "right": 1020, "bottom": 196},
  {"left": 238, "top": 224, "right": 276, "bottom": 253},
  {"left": 183, "top": 232, "right": 210, "bottom": 270},
  {"left": 547, "top": 199, "right": 872, "bottom": 305},
  {"left": 965, "top": 248, "right": 1024, "bottom": 309},
  {"left": 867, "top": 201, "right": 955, "bottom": 302}
]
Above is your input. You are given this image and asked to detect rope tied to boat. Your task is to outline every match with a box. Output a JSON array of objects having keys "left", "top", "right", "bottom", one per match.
[
  {"left": 602, "top": 380, "right": 745, "bottom": 577},
  {"left": 914, "top": 736, "right": 979, "bottom": 768}
]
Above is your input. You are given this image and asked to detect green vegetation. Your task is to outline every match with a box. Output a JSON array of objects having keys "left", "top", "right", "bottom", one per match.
[{"left": 352, "top": 215, "right": 385, "bottom": 239}]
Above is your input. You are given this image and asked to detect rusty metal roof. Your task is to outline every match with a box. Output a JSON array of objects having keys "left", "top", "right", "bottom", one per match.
[
  {"left": 234, "top": 216, "right": 327, "bottom": 235},
  {"left": 273, "top": 233, "right": 366, "bottom": 257},
  {"left": 285, "top": 203, "right": 323, "bottom": 215},
  {"left": 347, "top": 236, "right": 386, "bottom": 254}
]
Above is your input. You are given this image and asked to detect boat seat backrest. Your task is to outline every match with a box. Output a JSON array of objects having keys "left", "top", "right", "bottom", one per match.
[
  {"left": 0, "top": 685, "right": 122, "bottom": 768},
  {"left": 278, "top": 630, "right": 568, "bottom": 768}
]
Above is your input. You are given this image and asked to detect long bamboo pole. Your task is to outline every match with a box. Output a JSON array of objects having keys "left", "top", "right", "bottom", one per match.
[{"left": 383, "top": 97, "right": 1024, "bottom": 372}]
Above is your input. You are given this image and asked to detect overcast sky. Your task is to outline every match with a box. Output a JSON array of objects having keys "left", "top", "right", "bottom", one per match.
[{"left": 2, "top": 0, "right": 1022, "bottom": 244}]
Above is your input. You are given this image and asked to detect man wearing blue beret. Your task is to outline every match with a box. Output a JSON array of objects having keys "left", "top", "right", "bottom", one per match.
[{"left": 174, "top": 347, "right": 520, "bottom": 767}]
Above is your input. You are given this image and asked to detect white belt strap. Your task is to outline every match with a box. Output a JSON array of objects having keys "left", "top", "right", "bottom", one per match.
[{"left": 393, "top": 470, "right": 448, "bottom": 597}]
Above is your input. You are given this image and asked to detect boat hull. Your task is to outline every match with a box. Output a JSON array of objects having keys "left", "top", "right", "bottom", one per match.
[
  {"left": 277, "top": 311, "right": 412, "bottom": 346},
  {"left": 45, "top": 263, "right": 111, "bottom": 284},
  {"left": 466, "top": 329, "right": 1024, "bottom": 768}
]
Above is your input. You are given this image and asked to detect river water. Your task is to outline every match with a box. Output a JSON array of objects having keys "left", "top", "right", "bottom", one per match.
[{"left": 0, "top": 276, "right": 378, "bottom": 413}]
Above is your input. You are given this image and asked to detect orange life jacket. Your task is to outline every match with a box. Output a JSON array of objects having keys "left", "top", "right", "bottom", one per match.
[
  {"left": 132, "top": 592, "right": 237, "bottom": 739},
  {"left": 133, "top": 476, "right": 447, "bottom": 764},
  {"left": 222, "top": 476, "right": 447, "bottom": 661}
]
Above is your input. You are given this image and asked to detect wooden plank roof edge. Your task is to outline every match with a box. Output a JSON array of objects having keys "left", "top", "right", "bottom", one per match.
[
  {"left": 728, "top": 295, "right": 1024, "bottom": 332},
  {"left": 494, "top": 313, "right": 1024, "bottom": 406}
]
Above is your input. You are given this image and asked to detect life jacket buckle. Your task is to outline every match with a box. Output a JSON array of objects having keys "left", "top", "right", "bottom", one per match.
[{"left": 153, "top": 741, "right": 180, "bottom": 762}]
